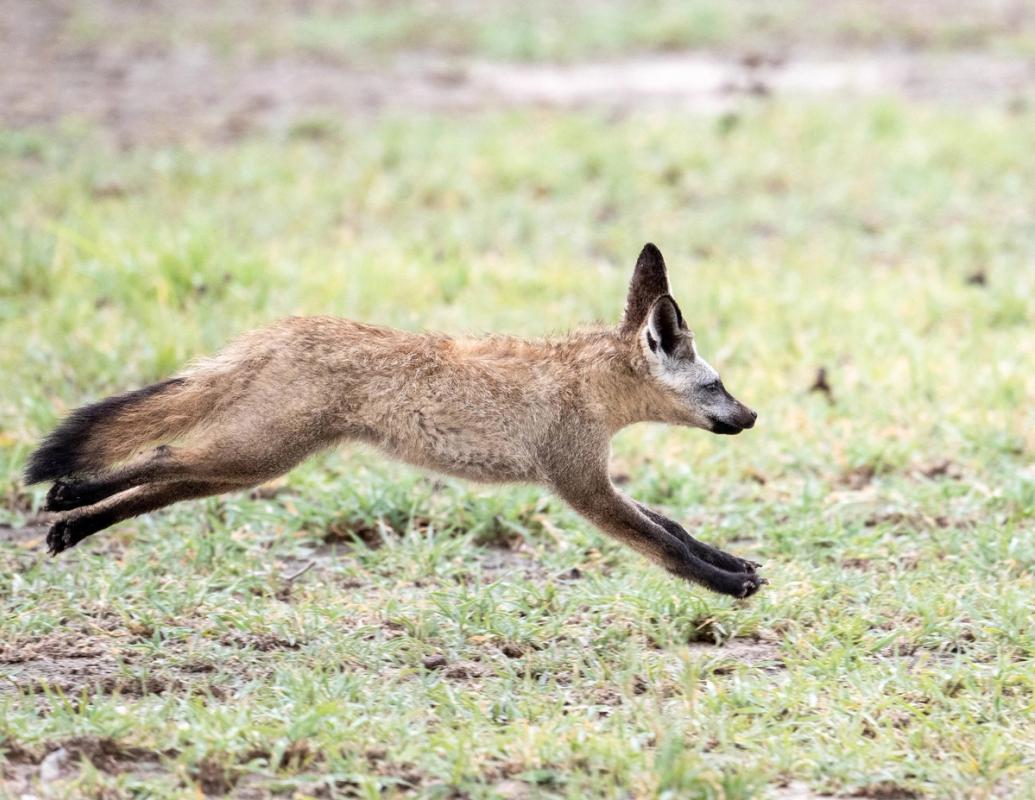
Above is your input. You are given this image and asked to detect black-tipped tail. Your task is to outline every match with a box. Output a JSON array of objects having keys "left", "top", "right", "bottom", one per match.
[{"left": 24, "top": 378, "right": 185, "bottom": 485}]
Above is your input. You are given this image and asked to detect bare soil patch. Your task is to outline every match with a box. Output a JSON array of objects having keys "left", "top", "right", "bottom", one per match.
[
  {"left": 0, "top": 522, "right": 49, "bottom": 545},
  {"left": 0, "top": 630, "right": 233, "bottom": 698},
  {"left": 688, "top": 636, "right": 785, "bottom": 672},
  {"left": 0, "top": 650, "right": 219, "bottom": 697},
  {"left": 769, "top": 779, "right": 921, "bottom": 800},
  {"left": 1, "top": 735, "right": 168, "bottom": 797},
  {"left": 2, "top": 1, "right": 1031, "bottom": 146}
]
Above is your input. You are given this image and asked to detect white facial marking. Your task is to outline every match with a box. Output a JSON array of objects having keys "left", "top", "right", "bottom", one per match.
[{"left": 644, "top": 327, "right": 744, "bottom": 428}]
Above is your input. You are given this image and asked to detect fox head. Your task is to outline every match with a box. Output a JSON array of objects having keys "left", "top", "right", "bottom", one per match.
[{"left": 619, "top": 243, "right": 757, "bottom": 435}]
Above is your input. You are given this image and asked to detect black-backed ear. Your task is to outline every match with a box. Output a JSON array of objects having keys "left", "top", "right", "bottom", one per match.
[
  {"left": 620, "top": 243, "right": 671, "bottom": 335},
  {"left": 645, "top": 295, "right": 689, "bottom": 358}
]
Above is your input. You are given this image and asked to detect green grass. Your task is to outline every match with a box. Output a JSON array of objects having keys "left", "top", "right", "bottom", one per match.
[
  {"left": 1, "top": 102, "right": 1034, "bottom": 797},
  {"left": 62, "top": 0, "right": 1035, "bottom": 62}
]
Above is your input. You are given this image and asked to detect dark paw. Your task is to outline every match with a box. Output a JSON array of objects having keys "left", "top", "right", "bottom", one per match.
[
  {"left": 736, "top": 574, "right": 768, "bottom": 598},
  {"left": 46, "top": 519, "right": 75, "bottom": 554},
  {"left": 46, "top": 516, "right": 99, "bottom": 554},
  {"left": 703, "top": 547, "right": 762, "bottom": 574},
  {"left": 698, "top": 567, "right": 768, "bottom": 598},
  {"left": 47, "top": 478, "right": 116, "bottom": 512},
  {"left": 45, "top": 479, "right": 113, "bottom": 512},
  {"left": 46, "top": 480, "right": 73, "bottom": 512}
]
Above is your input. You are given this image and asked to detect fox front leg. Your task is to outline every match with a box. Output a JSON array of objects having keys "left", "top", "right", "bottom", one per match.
[
  {"left": 634, "top": 503, "right": 762, "bottom": 575},
  {"left": 553, "top": 477, "right": 765, "bottom": 598}
]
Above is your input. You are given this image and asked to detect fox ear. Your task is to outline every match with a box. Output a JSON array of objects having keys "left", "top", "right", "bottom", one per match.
[
  {"left": 621, "top": 243, "right": 671, "bottom": 335},
  {"left": 645, "top": 296, "right": 689, "bottom": 358}
]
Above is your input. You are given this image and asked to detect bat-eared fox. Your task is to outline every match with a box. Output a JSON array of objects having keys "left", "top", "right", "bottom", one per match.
[{"left": 26, "top": 244, "right": 765, "bottom": 597}]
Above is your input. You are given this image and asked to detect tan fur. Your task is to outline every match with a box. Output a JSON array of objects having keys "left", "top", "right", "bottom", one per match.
[
  {"left": 89, "top": 381, "right": 216, "bottom": 466},
  {"left": 32, "top": 244, "right": 765, "bottom": 597}
]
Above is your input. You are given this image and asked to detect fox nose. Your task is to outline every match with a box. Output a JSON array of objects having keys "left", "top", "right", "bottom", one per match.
[{"left": 743, "top": 407, "right": 757, "bottom": 429}]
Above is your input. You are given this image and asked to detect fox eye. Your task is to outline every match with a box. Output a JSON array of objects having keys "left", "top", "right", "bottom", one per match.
[{"left": 702, "top": 381, "right": 722, "bottom": 395}]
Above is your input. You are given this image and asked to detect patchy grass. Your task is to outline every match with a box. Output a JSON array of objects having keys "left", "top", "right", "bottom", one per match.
[{"left": 1, "top": 102, "right": 1034, "bottom": 797}]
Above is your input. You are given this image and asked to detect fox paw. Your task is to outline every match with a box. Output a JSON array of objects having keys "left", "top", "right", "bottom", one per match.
[
  {"left": 47, "top": 519, "right": 75, "bottom": 554},
  {"left": 45, "top": 480, "right": 79, "bottom": 512},
  {"left": 46, "top": 518, "right": 94, "bottom": 555},
  {"left": 736, "top": 574, "right": 768, "bottom": 598},
  {"left": 705, "top": 548, "right": 762, "bottom": 574},
  {"left": 698, "top": 568, "right": 768, "bottom": 597}
]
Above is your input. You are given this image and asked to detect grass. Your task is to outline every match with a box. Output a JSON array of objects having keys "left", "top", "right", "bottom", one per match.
[
  {"left": 1, "top": 101, "right": 1034, "bottom": 797},
  {"left": 62, "top": 0, "right": 1035, "bottom": 62}
]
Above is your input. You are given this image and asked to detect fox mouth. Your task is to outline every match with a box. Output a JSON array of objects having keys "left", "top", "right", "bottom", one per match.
[{"left": 709, "top": 420, "right": 744, "bottom": 435}]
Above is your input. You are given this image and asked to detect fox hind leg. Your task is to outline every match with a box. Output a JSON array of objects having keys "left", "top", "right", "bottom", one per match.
[
  {"left": 45, "top": 435, "right": 312, "bottom": 513},
  {"left": 45, "top": 446, "right": 189, "bottom": 512},
  {"left": 44, "top": 422, "right": 339, "bottom": 551},
  {"left": 47, "top": 479, "right": 238, "bottom": 554}
]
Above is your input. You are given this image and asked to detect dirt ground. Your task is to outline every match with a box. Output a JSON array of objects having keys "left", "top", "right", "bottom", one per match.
[{"left": 2, "top": 0, "right": 1032, "bottom": 146}]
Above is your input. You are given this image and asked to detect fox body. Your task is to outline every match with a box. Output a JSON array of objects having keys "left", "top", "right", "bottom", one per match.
[{"left": 26, "top": 244, "right": 764, "bottom": 597}]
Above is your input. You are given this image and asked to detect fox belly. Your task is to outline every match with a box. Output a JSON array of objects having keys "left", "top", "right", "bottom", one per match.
[{"left": 369, "top": 406, "right": 541, "bottom": 484}]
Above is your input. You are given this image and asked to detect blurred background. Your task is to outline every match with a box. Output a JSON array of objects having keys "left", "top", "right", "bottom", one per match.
[
  {"left": 1, "top": 3, "right": 1034, "bottom": 797},
  {"left": 3, "top": 0, "right": 1035, "bottom": 143},
  {"left": 3, "top": 0, "right": 1033, "bottom": 483}
]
